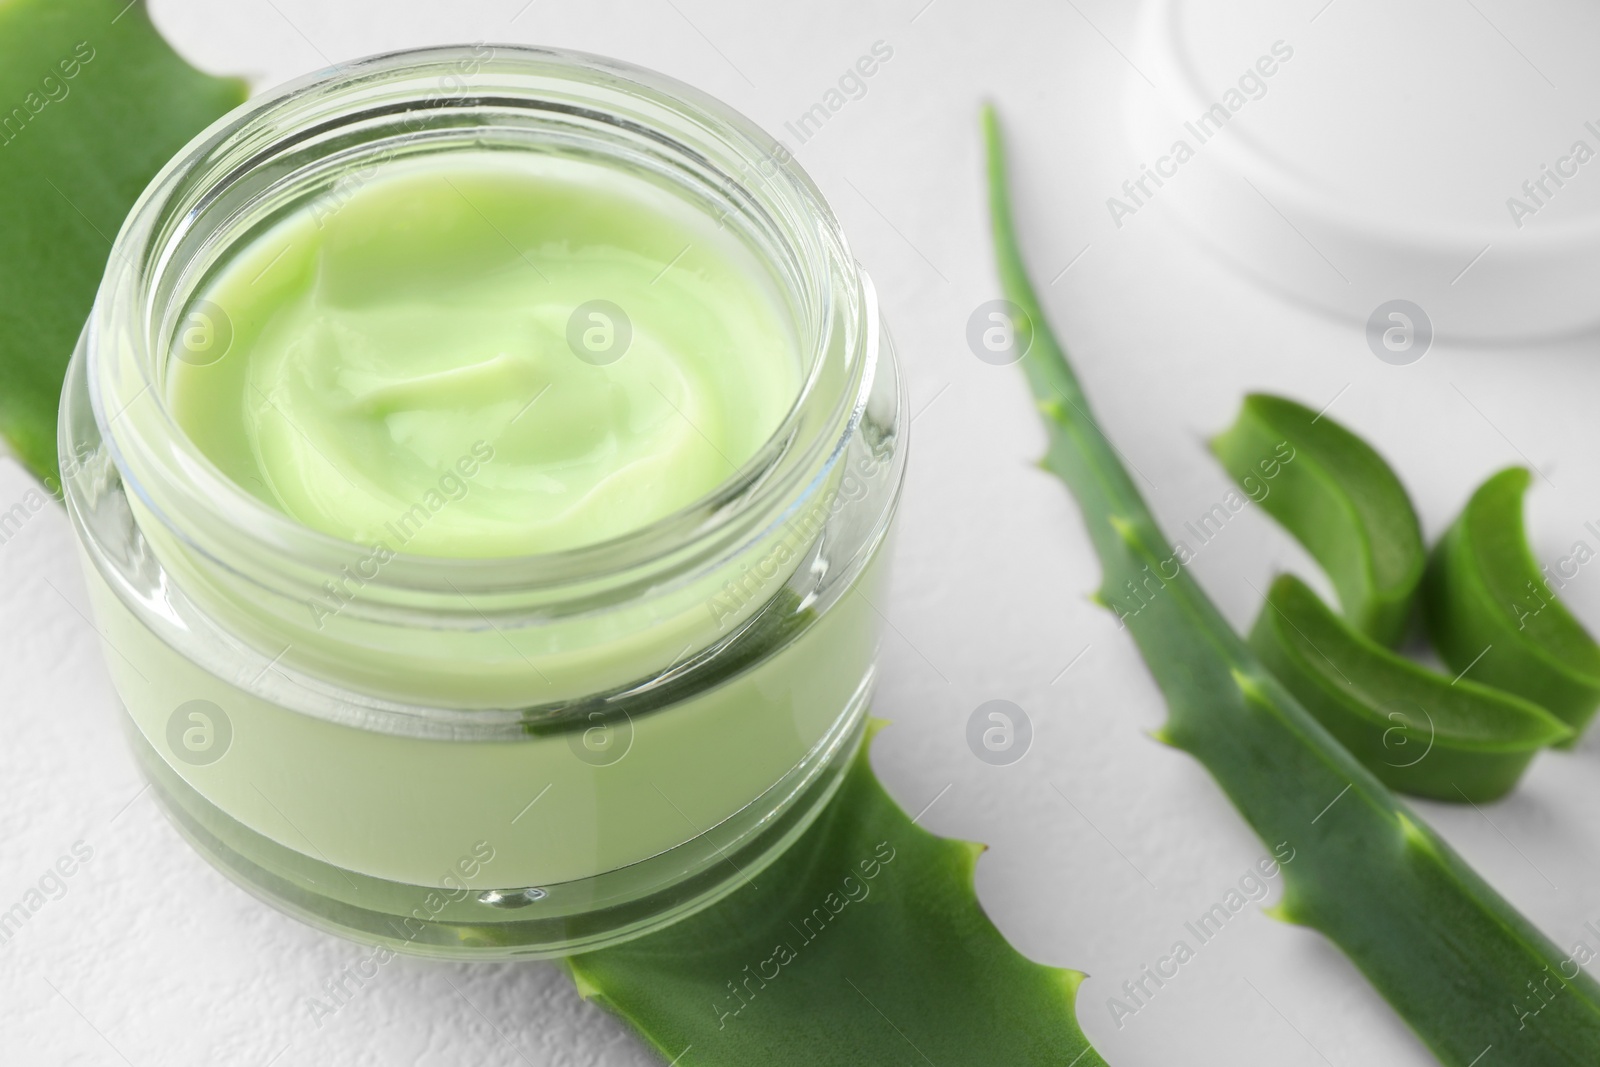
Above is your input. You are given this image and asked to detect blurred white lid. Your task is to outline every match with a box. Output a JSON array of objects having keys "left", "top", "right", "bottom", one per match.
[{"left": 1128, "top": 0, "right": 1600, "bottom": 342}]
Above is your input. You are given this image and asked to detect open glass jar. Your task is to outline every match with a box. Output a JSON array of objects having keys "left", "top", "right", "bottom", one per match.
[{"left": 58, "top": 45, "right": 905, "bottom": 958}]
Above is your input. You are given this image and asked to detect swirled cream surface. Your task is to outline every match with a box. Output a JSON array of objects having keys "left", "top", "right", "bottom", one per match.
[{"left": 169, "top": 152, "right": 801, "bottom": 556}]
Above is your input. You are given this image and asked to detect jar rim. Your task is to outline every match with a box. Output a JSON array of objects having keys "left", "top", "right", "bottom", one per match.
[{"left": 86, "top": 44, "right": 876, "bottom": 606}]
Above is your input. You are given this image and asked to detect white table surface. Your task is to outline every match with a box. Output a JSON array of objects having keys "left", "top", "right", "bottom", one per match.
[{"left": 6, "top": 1, "right": 1600, "bottom": 1064}]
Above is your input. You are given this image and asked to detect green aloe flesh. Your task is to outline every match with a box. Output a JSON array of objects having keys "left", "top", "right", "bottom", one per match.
[
  {"left": 570, "top": 723, "right": 1106, "bottom": 1067},
  {"left": 1425, "top": 466, "right": 1600, "bottom": 742},
  {"left": 1251, "top": 572, "right": 1570, "bottom": 802},
  {"left": 985, "top": 104, "right": 1600, "bottom": 1065},
  {"left": 1212, "top": 393, "right": 1425, "bottom": 647}
]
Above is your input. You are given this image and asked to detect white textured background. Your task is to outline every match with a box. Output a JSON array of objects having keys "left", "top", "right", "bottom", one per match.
[{"left": 5, "top": 1, "right": 1600, "bottom": 1064}]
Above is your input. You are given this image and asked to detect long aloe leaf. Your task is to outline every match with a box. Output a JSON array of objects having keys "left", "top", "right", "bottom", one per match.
[
  {"left": 0, "top": 0, "right": 246, "bottom": 484},
  {"left": 984, "top": 104, "right": 1600, "bottom": 1065},
  {"left": 570, "top": 723, "right": 1106, "bottom": 1066}
]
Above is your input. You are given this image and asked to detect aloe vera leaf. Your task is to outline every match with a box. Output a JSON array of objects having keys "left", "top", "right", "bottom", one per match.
[
  {"left": 1424, "top": 466, "right": 1600, "bottom": 741},
  {"left": 985, "top": 104, "right": 1600, "bottom": 1065},
  {"left": 1250, "top": 572, "right": 1571, "bottom": 802},
  {"left": 0, "top": 5, "right": 1105, "bottom": 1059},
  {"left": 569, "top": 722, "right": 1106, "bottom": 1067},
  {"left": 1212, "top": 393, "right": 1425, "bottom": 646},
  {"left": 0, "top": 0, "right": 245, "bottom": 484}
]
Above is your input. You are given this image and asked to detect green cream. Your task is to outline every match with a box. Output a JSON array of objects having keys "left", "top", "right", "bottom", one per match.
[
  {"left": 87, "top": 554, "right": 884, "bottom": 889},
  {"left": 102, "top": 152, "right": 876, "bottom": 891},
  {"left": 169, "top": 153, "right": 800, "bottom": 556},
  {"left": 68, "top": 50, "right": 904, "bottom": 956}
]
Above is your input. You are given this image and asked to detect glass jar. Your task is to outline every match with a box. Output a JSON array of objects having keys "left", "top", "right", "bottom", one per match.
[{"left": 58, "top": 45, "right": 905, "bottom": 958}]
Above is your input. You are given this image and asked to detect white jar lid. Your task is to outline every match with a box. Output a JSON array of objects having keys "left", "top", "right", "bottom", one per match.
[{"left": 1127, "top": 0, "right": 1600, "bottom": 341}]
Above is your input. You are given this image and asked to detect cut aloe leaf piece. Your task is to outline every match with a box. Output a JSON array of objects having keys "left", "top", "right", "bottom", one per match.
[
  {"left": 986, "top": 103, "right": 1600, "bottom": 1065},
  {"left": 1212, "top": 394, "right": 1425, "bottom": 647},
  {"left": 1424, "top": 466, "right": 1600, "bottom": 742},
  {"left": 1251, "top": 573, "right": 1571, "bottom": 802}
]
